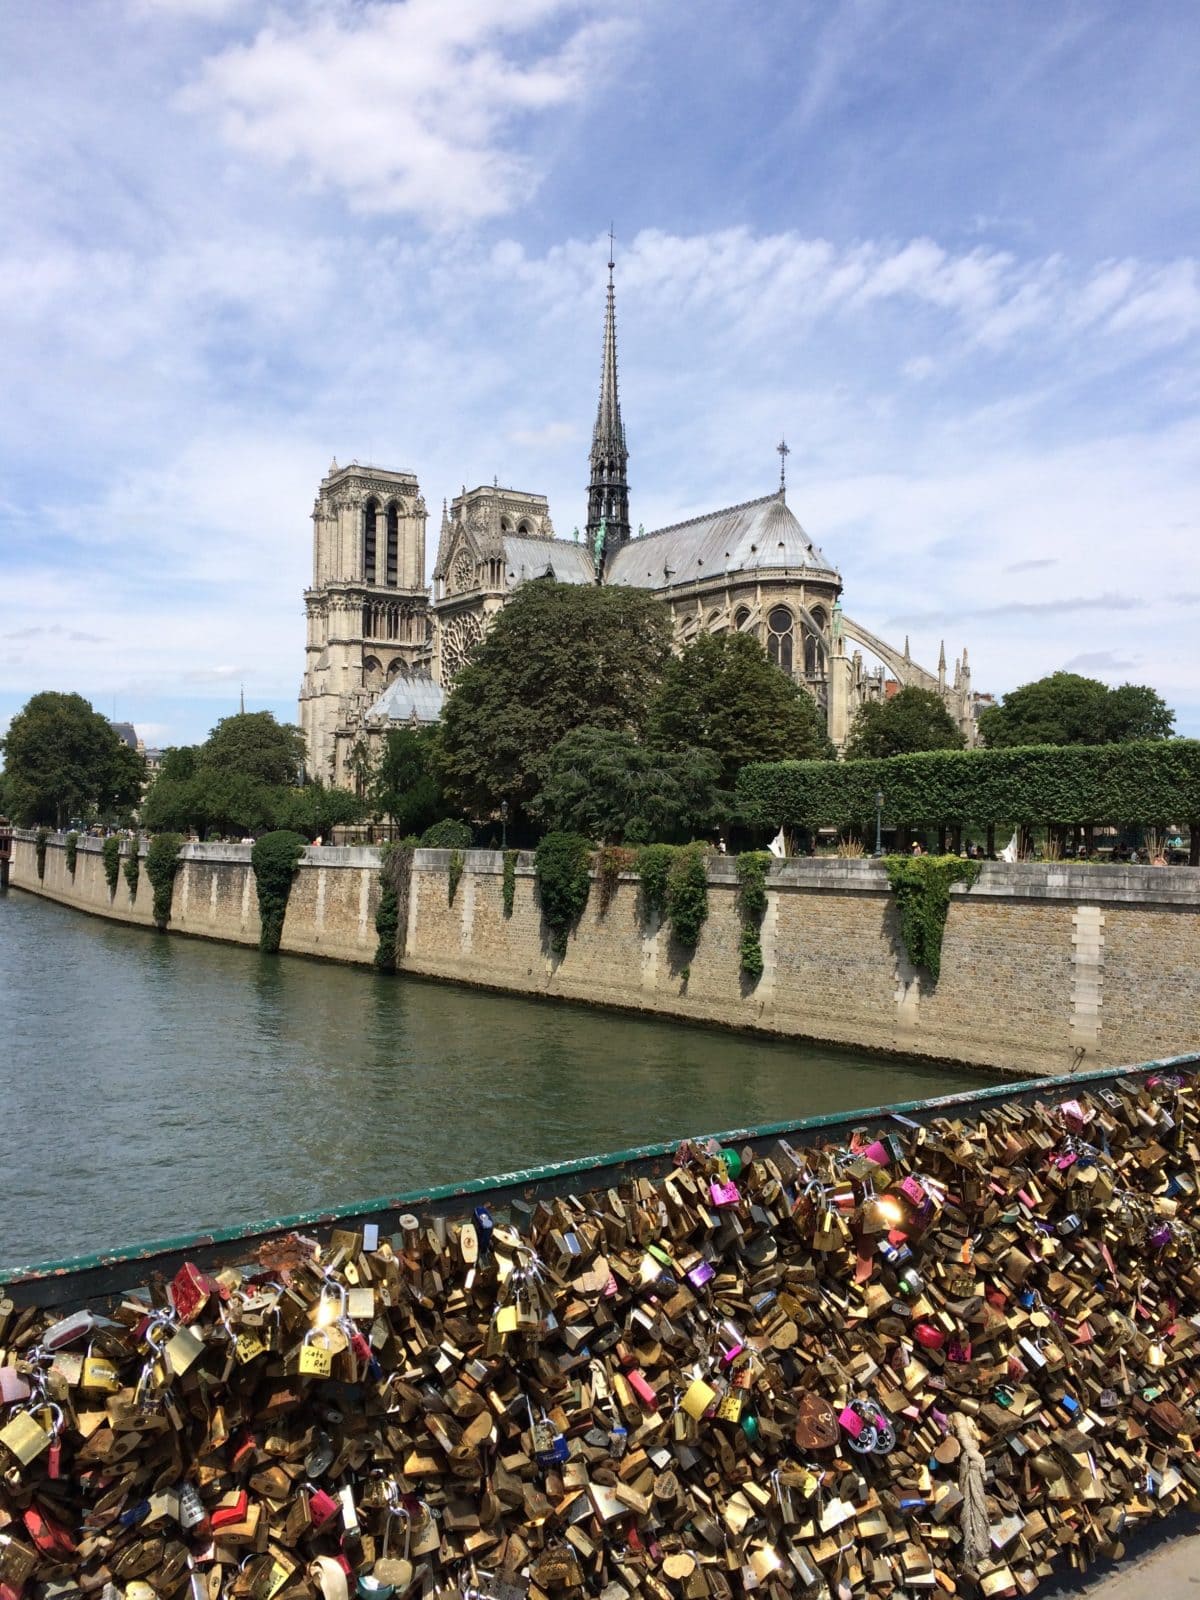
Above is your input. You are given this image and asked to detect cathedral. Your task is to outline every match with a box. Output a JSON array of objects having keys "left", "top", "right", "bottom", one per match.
[{"left": 299, "top": 257, "right": 979, "bottom": 788}]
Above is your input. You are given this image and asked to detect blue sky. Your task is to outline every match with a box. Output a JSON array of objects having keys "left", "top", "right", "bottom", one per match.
[{"left": 1, "top": 0, "right": 1197, "bottom": 748}]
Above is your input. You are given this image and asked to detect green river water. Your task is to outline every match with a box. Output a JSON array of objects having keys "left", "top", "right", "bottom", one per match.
[{"left": 0, "top": 889, "right": 990, "bottom": 1267}]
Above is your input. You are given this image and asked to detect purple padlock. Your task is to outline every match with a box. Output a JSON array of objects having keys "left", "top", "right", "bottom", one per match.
[
  {"left": 710, "top": 1178, "right": 740, "bottom": 1208},
  {"left": 687, "top": 1260, "right": 715, "bottom": 1290}
]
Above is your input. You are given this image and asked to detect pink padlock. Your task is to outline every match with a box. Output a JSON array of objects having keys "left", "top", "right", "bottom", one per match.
[
  {"left": 947, "top": 1339, "right": 973, "bottom": 1364},
  {"left": 861, "top": 1141, "right": 891, "bottom": 1167},
  {"left": 0, "top": 1367, "right": 31, "bottom": 1404},
  {"left": 308, "top": 1487, "right": 339, "bottom": 1527},
  {"left": 627, "top": 1369, "right": 658, "bottom": 1409},
  {"left": 710, "top": 1179, "right": 740, "bottom": 1207},
  {"left": 838, "top": 1405, "right": 864, "bottom": 1439},
  {"left": 899, "top": 1175, "right": 926, "bottom": 1206}
]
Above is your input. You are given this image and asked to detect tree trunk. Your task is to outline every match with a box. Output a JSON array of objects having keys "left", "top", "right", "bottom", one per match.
[
  {"left": 986, "top": 822, "right": 996, "bottom": 859},
  {"left": 1191, "top": 823, "right": 1199, "bottom": 868},
  {"left": 937, "top": 826, "right": 948, "bottom": 854}
]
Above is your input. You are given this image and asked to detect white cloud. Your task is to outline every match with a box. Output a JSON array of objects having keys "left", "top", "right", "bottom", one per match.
[{"left": 180, "top": 0, "right": 635, "bottom": 226}]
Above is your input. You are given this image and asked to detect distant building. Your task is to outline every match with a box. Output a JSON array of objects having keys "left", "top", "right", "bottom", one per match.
[
  {"left": 109, "top": 720, "right": 139, "bottom": 751},
  {"left": 300, "top": 258, "right": 979, "bottom": 786}
]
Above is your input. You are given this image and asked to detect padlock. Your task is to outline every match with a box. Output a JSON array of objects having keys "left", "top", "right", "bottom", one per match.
[
  {"left": 79, "top": 1341, "right": 121, "bottom": 1392},
  {"left": 298, "top": 1328, "right": 334, "bottom": 1378},
  {"left": 0, "top": 1409, "right": 50, "bottom": 1466}
]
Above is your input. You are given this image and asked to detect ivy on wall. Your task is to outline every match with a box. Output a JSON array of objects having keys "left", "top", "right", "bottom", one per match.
[
  {"left": 596, "top": 845, "right": 635, "bottom": 916},
  {"left": 250, "top": 830, "right": 307, "bottom": 954},
  {"left": 101, "top": 836, "right": 121, "bottom": 896},
  {"left": 35, "top": 828, "right": 48, "bottom": 881},
  {"left": 375, "top": 840, "right": 414, "bottom": 972},
  {"left": 635, "top": 844, "right": 675, "bottom": 923},
  {"left": 884, "top": 854, "right": 980, "bottom": 983},
  {"left": 502, "top": 849, "right": 518, "bottom": 918},
  {"left": 735, "top": 851, "right": 772, "bottom": 981},
  {"left": 534, "top": 832, "right": 592, "bottom": 958},
  {"left": 666, "top": 844, "right": 709, "bottom": 949},
  {"left": 145, "top": 834, "right": 183, "bottom": 930},
  {"left": 64, "top": 831, "right": 78, "bottom": 877},
  {"left": 123, "top": 836, "right": 141, "bottom": 900},
  {"left": 448, "top": 849, "right": 465, "bottom": 906}
]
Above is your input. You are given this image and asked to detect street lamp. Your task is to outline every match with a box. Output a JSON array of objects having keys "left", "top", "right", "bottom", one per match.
[
  {"left": 500, "top": 800, "right": 509, "bottom": 851},
  {"left": 873, "top": 790, "right": 884, "bottom": 858}
]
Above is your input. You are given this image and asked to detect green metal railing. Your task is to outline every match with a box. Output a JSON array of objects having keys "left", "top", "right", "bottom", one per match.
[{"left": 3, "top": 1053, "right": 1196, "bottom": 1309}]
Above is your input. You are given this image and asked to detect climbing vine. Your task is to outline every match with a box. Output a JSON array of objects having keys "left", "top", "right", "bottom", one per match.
[
  {"left": 595, "top": 844, "right": 635, "bottom": 916},
  {"left": 635, "top": 843, "right": 675, "bottom": 923},
  {"left": 375, "top": 840, "right": 414, "bottom": 972},
  {"left": 102, "top": 835, "right": 121, "bottom": 896},
  {"left": 448, "top": 848, "right": 465, "bottom": 906},
  {"left": 736, "top": 851, "right": 772, "bottom": 982},
  {"left": 123, "top": 836, "right": 141, "bottom": 900},
  {"left": 534, "top": 831, "right": 592, "bottom": 958},
  {"left": 502, "top": 849, "right": 518, "bottom": 918},
  {"left": 65, "top": 831, "right": 78, "bottom": 877},
  {"left": 250, "top": 830, "right": 307, "bottom": 954},
  {"left": 884, "top": 854, "right": 981, "bottom": 983},
  {"left": 35, "top": 828, "right": 48, "bottom": 881},
  {"left": 145, "top": 833, "right": 183, "bottom": 930},
  {"left": 666, "top": 843, "right": 710, "bottom": 949}
]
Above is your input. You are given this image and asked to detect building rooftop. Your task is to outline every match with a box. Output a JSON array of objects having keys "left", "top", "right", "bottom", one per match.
[{"left": 606, "top": 490, "right": 834, "bottom": 589}]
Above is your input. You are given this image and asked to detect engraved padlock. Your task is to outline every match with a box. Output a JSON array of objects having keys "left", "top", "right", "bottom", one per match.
[{"left": 298, "top": 1328, "right": 334, "bottom": 1379}]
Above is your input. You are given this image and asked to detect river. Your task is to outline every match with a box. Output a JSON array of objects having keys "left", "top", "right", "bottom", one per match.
[{"left": 0, "top": 889, "right": 989, "bottom": 1267}]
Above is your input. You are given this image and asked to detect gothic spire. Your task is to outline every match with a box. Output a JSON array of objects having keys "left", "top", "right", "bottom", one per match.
[{"left": 586, "top": 233, "right": 630, "bottom": 574}]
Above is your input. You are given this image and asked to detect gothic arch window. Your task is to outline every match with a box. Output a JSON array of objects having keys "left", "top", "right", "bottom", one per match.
[
  {"left": 386, "top": 658, "right": 406, "bottom": 683},
  {"left": 363, "top": 655, "right": 383, "bottom": 692},
  {"left": 386, "top": 503, "right": 399, "bottom": 587},
  {"left": 363, "top": 498, "right": 379, "bottom": 584},
  {"left": 734, "top": 606, "right": 752, "bottom": 632},
  {"left": 804, "top": 631, "right": 818, "bottom": 676},
  {"left": 500, "top": 516, "right": 513, "bottom": 533},
  {"left": 767, "top": 606, "right": 794, "bottom": 673},
  {"left": 810, "top": 605, "right": 828, "bottom": 633},
  {"left": 517, "top": 519, "right": 532, "bottom": 535}
]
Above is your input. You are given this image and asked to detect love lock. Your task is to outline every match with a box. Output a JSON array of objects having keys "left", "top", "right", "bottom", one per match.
[{"left": 841, "top": 1398, "right": 894, "bottom": 1455}]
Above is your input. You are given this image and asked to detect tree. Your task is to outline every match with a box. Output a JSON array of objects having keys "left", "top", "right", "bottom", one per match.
[
  {"left": 277, "top": 782, "right": 365, "bottom": 842},
  {"left": 0, "top": 691, "right": 144, "bottom": 826},
  {"left": 199, "top": 711, "right": 306, "bottom": 787},
  {"left": 537, "top": 728, "right": 719, "bottom": 843},
  {"left": 648, "top": 631, "right": 833, "bottom": 792},
  {"left": 844, "top": 686, "right": 966, "bottom": 760},
  {"left": 979, "top": 672, "right": 1175, "bottom": 748},
  {"left": 158, "top": 746, "right": 199, "bottom": 782},
  {"left": 439, "top": 581, "right": 673, "bottom": 826},
  {"left": 371, "top": 727, "right": 444, "bottom": 836}
]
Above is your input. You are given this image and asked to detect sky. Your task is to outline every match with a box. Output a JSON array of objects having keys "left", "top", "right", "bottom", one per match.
[{"left": 1, "top": 0, "right": 1198, "bottom": 749}]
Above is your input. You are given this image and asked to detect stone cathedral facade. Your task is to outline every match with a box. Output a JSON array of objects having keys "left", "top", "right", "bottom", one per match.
[{"left": 300, "top": 262, "right": 978, "bottom": 788}]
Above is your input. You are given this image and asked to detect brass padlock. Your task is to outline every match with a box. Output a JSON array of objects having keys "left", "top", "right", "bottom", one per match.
[{"left": 298, "top": 1329, "right": 334, "bottom": 1378}]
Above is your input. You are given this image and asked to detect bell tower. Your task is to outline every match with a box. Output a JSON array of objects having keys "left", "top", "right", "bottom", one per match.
[{"left": 299, "top": 459, "right": 430, "bottom": 785}]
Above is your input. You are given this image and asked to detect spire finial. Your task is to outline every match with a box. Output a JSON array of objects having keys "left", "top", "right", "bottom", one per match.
[
  {"left": 240, "top": 682, "right": 245, "bottom": 715},
  {"left": 776, "top": 438, "right": 790, "bottom": 495},
  {"left": 608, "top": 222, "right": 615, "bottom": 276}
]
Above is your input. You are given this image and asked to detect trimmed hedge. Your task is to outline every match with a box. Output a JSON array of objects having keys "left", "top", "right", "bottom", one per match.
[
  {"left": 419, "top": 818, "right": 473, "bottom": 850},
  {"left": 737, "top": 740, "right": 1200, "bottom": 830}
]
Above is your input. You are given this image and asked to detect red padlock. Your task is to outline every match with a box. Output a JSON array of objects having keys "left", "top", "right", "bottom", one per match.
[
  {"left": 914, "top": 1323, "right": 945, "bottom": 1351},
  {"left": 308, "top": 1486, "right": 339, "bottom": 1527},
  {"left": 171, "top": 1262, "right": 219, "bottom": 1324}
]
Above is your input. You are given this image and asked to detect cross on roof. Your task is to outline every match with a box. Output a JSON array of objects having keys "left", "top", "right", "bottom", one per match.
[{"left": 776, "top": 438, "right": 790, "bottom": 492}]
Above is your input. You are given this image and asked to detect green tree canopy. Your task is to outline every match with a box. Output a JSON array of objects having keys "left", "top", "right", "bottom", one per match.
[
  {"left": 844, "top": 685, "right": 966, "bottom": 760},
  {"left": 199, "top": 711, "right": 306, "bottom": 785},
  {"left": 648, "top": 631, "right": 833, "bottom": 791},
  {"left": 0, "top": 692, "right": 144, "bottom": 826},
  {"left": 276, "top": 782, "right": 364, "bottom": 842},
  {"left": 157, "top": 745, "right": 199, "bottom": 782},
  {"left": 978, "top": 672, "right": 1175, "bottom": 748},
  {"left": 371, "top": 727, "right": 444, "bottom": 836},
  {"left": 536, "top": 728, "right": 719, "bottom": 843},
  {"left": 438, "top": 581, "right": 673, "bottom": 826}
]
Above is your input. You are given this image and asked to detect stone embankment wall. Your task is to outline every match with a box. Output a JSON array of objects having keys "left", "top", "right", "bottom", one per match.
[{"left": 11, "top": 834, "right": 1199, "bottom": 1077}]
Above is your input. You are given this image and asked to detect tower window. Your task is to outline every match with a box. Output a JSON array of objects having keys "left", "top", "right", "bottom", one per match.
[
  {"left": 364, "top": 498, "right": 378, "bottom": 584},
  {"left": 767, "top": 606, "right": 793, "bottom": 673},
  {"left": 386, "top": 503, "right": 399, "bottom": 586},
  {"left": 734, "top": 606, "right": 751, "bottom": 632}
]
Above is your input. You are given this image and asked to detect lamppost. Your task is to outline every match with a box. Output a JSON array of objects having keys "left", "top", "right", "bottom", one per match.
[
  {"left": 500, "top": 800, "right": 509, "bottom": 851},
  {"left": 873, "top": 790, "right": 884, "bottom": 858}
]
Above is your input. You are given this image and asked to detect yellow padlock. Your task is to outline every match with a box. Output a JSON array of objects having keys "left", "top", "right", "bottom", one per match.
[
  {"left": 681, "top": 1378, "right": 716, "bottom": 1420},
  {"left": 298, "top": 1329, "right": 333, "bottom": 1378},
  {"left": 0, "top": 1410, "right": 49, "bottom": 1466},
  {"left": 235, "top": 1332, "right": 266, "bottom": 1365},
  {"left": 80, "top": 1342, "right": 121, "bottom": 1393},
  {"left": 165, "top": 1324, "right": 206, "bottom": 1376}
]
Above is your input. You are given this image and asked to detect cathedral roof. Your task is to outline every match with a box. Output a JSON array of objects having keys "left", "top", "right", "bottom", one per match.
[
  {"left": 503, "top": 535, "right": 595, "bottom": 586},
  {"left": 365, "top": 674, "right": 446, "bottom": 725},
  {"left": 605, "top": 491, "right": 835, "bottom": 590}
]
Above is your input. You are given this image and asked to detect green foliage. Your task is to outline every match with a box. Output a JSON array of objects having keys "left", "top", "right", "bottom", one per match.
[
  {"left": 737, "top": 741, "right": 1200, "bottom": 830},
  {"left": 537, "top": 727, "right": 718, "bottom": 843},
  {"left": 101, "top": 835, "right": 121, "bottom": 895},
  {"left": 884, "top": 855, "right": 981, "bottom": 983},
  {"left": 448, "top": 848, "right": 465, "bottom": 905},
  {"left": 158, "top": 746, "right": 199, "bottom": 782},
  {"left": 1, "top": 691, "right": 144, "bottom": 826},
  {"left": 201, "top": 711, "right": 306, "bottom": 786},
  {"left": 845, "top": 686, "right": 965, "bottom": 759},
  {"left": 439, "top": 581, "right": 673, "bottom": 826},
  {"left": 666, "top": 843, "right": 709, "bottom": 949},
  {"left": 64, "top": 831, "right": 78, "bottom": 876},
  {"left": 979, "top": 672, "right": 1174, "bottom": 748},
  {"left": 371, "top": 727, "right": 444, "bottom": 835},
  {"left": 145, "top": 833, "right": 183, "bottom": 929},
  {"left": 635, "top": 843, "right": 675, "bottom": 922},
  {"left": 595, "top": 844, "right": 636, "bottom": 915},
  {"left": 35, "top": 827, "right": 49, "bottom": 880},
  {"left": 374, "top": 840, "right": 413, "bottom": 972},
  {"left": 277, "top": 781, "right": 364, "bottom": 842},
  {"left": 420, "top": 818, "right": 473, "bottom": 849},
  {"left": 123, "top": 837, "right": 141, "bottom": 899},
  {"left": 534, "top": 831, "right": 593, "bottom": 958},
  {"left": 250, "top": 830, "right": 307, "bottom": 953},
  {"left": 502, "top": 849, "right": 518, "bottom": 917},
  {"left": 649, "top": 631, "right": 834, "bottom": 791},
  {"left": 735, "top": 850, "right": 772, "bottom": 982}
]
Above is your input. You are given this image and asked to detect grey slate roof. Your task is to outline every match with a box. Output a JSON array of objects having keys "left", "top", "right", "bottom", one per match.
[
  {"left": 606, "top": 491, "right": 834, "bottom": 590},
  {"left": 503, "top": 535, "right": 595, "bottom": 587},
  {"left": 366, "top": 675, "right": 446, "bottom": 724}
]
